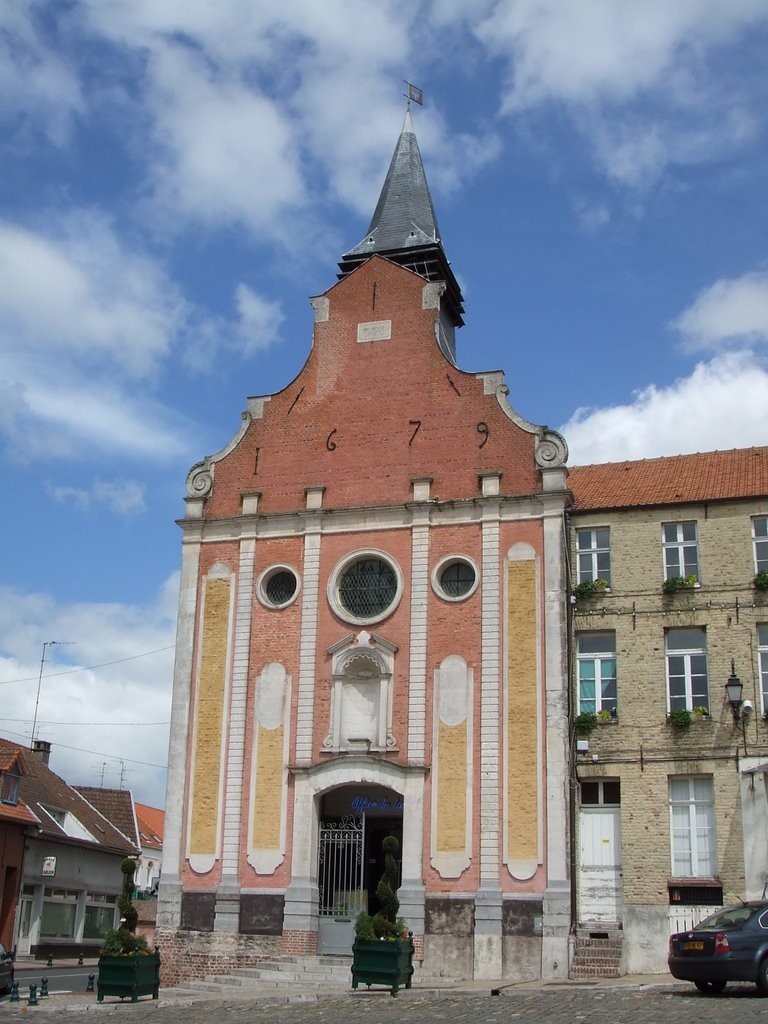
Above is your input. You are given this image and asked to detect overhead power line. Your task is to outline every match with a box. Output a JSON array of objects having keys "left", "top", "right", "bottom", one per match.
[
  {"left": 3, "top": 719, "right": 170, "bottom": 727},
  {"left": 1, "top": 728, "right": 168, "bottom": 770},
  {"left": 0, "top": 645, "right": 175, "bottom": 686}
]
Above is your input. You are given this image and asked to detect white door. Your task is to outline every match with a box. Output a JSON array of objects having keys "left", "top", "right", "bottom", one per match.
[
  {"left": 579, "top": 806, "right": 623, "bottom": 924},
  {"left": 16, "top": 897, "right": 33, "bottom": 955}
]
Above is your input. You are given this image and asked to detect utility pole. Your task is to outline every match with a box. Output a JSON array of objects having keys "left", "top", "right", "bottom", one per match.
[{"left": 31, "top": 641, "right": 75, "bottom": 746}]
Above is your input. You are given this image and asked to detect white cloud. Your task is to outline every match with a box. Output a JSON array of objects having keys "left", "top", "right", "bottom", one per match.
[
  {"left": 477, "top": 0, "right": 765, "bottom": 109},
  {"left": 473, "top": 0, "right": 767, "bottom": 187},
  {"left": 561, "top": 351, "right": 768, "bottom": 464},
  {"left": 47, "top": 479, "right": 147, "bottom": 516},
  {"left": 234, "top": 285, "right": 284, "bottom": 355},
  {"left": 0, "top": 215, "right": 183, "bottom": 377},
  {"left": 142, "top": 43, "right": 306, "bottom": 234},
  {"left": 0, "top": 575, "right": 178, "bottom": 806},
  {"left": 77, "top": 2, "right": 495, "bottom": 233},
  {"left": 672, "top": 271, "right": 768, "bottom": 350},
  {"left": 0, "top": 213, "right": 232, "bottom": 461},
  {"left": 0, "top": 2, "right": 84, "bottom": 146}
]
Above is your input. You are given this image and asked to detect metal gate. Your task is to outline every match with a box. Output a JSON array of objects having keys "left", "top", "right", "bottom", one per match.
[{"left": 317, "top": 815, "right": 366, "bottom": 954}]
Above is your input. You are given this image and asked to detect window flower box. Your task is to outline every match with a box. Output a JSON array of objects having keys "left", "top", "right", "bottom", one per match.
[
  {"left": 754, "top": 571, "right": 768, "bottom": 592},
  {"left": 663, "top": 575, "right": 698, "bottom": 594},
  {"left": 668, "top": 708, "right": 692, "bottom": 728},
  {"left": 573, "top": 579, "right": 610, "bottom": 598}
]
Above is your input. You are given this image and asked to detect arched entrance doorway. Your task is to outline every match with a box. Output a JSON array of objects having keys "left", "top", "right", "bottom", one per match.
[{"left": 317, "top": 783, "right": 403, "bottom": 954}]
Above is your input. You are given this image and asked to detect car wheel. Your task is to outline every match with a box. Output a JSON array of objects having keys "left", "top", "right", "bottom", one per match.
[
  {"left": 757, "top": 956, "right": 768, "bottom": 996},
  {"left": 694, "top": 979, "right": 727, "bottom": 994}
]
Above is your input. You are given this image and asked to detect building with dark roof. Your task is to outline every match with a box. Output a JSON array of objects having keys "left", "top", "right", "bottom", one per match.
[
  {"left": 155, "top": 99, "right": 768, "bottom": 987},
  {"left": 0, "top": 738, "right": 138, "bottom": 958},
  {"left": 157, "top": 107, "right": 572, "bottom": 986}
]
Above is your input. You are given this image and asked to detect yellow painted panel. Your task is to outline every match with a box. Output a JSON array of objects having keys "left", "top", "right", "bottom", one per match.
[
  {"left": 252, "top": 724, "right": 284, "bottom": 849},
  {"left": 189, "top": 576, "right": 231, "bottom": 857},
  {"left": 507, "top": 560, "right": 538, "bottom": 861},
  {"left": 436, "top": 721, "right": 467, "bottom": 853}
]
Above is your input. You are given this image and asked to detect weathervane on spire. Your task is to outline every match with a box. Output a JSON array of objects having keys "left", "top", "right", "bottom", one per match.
[{"left": 403, "top": 81, "right": 423, "bottom": 109}]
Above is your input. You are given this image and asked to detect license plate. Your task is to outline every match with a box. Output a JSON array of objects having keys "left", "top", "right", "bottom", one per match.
[{"left": 682, "top": 941, "right": 704, "bottom": 950}]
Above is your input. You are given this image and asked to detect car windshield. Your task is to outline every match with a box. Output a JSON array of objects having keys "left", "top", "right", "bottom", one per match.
[{"left": 696, "top": 906, "right": 756, "bottom": 930}]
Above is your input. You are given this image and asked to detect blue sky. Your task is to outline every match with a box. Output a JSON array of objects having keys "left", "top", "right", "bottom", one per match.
[{"left": 2, "top": 1, "right": 768, "bottom": 807}]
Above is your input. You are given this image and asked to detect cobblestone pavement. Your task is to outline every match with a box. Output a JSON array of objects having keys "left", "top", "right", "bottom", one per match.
[{"left": 3, "top": 981, "right": 768, "bottom": 1024}]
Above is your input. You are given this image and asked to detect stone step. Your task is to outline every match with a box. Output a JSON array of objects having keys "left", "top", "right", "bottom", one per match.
[{"left": 232, "top": 965, "right": 352, "bottom": 980}]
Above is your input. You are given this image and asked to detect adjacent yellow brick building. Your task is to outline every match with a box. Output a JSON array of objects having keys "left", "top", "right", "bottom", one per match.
[{"left": 568, "top": 448, "right": 768, "bottom": 974}]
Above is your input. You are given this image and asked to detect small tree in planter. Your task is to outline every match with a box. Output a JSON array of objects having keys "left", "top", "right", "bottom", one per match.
[
  {"left": 351, "top": 835, "right": 413, "bottom": 996},
  {"left": 97, "top": 858, "right": 160, "bottom": 1003}
]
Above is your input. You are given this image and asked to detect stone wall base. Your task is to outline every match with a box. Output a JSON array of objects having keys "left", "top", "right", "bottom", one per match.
[{"left": 156, "top": 928, "right": 281, "bottom": 987}]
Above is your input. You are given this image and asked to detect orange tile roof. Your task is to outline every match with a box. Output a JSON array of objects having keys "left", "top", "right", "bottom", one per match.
[
  {"left": 0, "top": 797, "right": 39, "bottom": 825},
  {"left": 569, "top": 446, "right": 768, "bottom": 511},
  {"left": 135, "top": 803, "right": 164, "bottom": 848},
  {"left": 0, "top": 749, "right": 21, "bottom": 771}
]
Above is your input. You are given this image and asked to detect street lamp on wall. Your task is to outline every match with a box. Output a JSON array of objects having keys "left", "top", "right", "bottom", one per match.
[{"left": 725, "top": 660, "right": 744, "bottom": 721}]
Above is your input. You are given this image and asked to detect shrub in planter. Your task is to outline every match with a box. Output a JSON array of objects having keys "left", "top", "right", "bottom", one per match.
[
  {"left": 754, "top": 571, "right": 768, "bottom": 592},
  {"left": 97, "top": 858, "right": 160, "bottom": 1003},
  {"left": 351, "top": 835, "right": 413, "bottom": 996}
]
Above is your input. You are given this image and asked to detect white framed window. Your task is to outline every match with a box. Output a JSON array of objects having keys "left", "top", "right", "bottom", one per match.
[
  {"left": 662, "top": 522, "right": 699, "bottom": 581},
  {"left": 40, "top": 888, "right": 79, "bottom": 938},
  {"left": 577, "top": 633, "right": 617, "bottom": 714},
  {"left": 666, "top": 628, "right": 708, "bottom": 711},
  {"left": 758, "top": 625, "right": 768, "bottom": 715},
  {"left": 576, "top": 528, "right": 611, "bottom": 585},
  {"left": 256, "top": 564, "right": 300, "bottom": 609},
  {"left": 431, "top": 555, "right": 479, "bottom": 602},
  {"left": 328, "top": 551, "right": 403, "bottom": 626},
  {"left": 753, "top": 517, "right": 768, "bottom": 574},
  {"left": 83, "top": 893, "right": 117, "bottom": 940},
  {"left": 669, "top": 776, "right": 716, "bottom": 877},
  {"left": 580, "top": 779, "right": 620, "bottom": 805}
]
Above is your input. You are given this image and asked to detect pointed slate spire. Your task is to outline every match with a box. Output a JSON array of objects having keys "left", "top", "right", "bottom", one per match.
[{"left": 339, "top": 109, "right": 464, "bottom": 352}]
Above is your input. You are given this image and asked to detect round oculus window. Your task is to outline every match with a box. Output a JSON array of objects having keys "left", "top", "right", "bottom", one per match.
[
  {"left": 258, "top": 566, "right": 299, "bottom": 609},
  {"left": 433, "top": 556, "right": 478, "bottom": 602},
  {"left": 337, "top": 556, "right": 398, "bottom": 620}
]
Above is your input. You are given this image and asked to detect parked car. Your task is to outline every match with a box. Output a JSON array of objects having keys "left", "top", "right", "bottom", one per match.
[
  {"left": 668, "top": 901, "right": 768, "bottom": 995},
  {"left": 0, "top": 943, "right": 13, "bottom": 995}
]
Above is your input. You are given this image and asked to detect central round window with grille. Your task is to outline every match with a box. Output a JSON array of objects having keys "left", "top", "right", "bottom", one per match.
[
  {"left": 432, "top": 556, "right": 479, "bottom": 602},
  {"left": 329, "top": 551, "right": 403, "bottom": 624},
  {"left": 257, "top": 565, "right": 300, "bottom": 609}
]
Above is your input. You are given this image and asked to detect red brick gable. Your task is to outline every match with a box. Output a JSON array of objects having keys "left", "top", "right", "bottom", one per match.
[
  {"left": 201, "top": 256, "right": 544, "bottom": 518},
  {"left": 569, "top": 446, "right": 768, "bottom": 511}
]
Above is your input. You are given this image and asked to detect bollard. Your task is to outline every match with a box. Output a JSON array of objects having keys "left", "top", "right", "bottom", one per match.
[
  {"left": 9, "top": 981, "right": 19, "bottom": 1003},
  {"left": 28, "top": 983, "right": 38, "bottom": 1007},
  {"left": 86, "top": 973, "right": 95, "bottom": 992},
  {"left": 78, "top": 952, "right": 84, "bottom": 966},
  {"left": 47, "top": 953, "right": 53, "bottom": 967},
  {"left": 40, "top": 976, "right": 49, "bottom": 997}
]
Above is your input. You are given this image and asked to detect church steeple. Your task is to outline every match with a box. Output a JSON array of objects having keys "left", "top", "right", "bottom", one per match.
[{"left": 338, "top": 108, "right": 465, "bottom": 356}]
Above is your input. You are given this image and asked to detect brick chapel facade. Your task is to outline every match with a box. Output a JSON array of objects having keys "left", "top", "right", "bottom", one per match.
[{"left": 156, "top": 110, "right": 572, "bottom": 984}]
